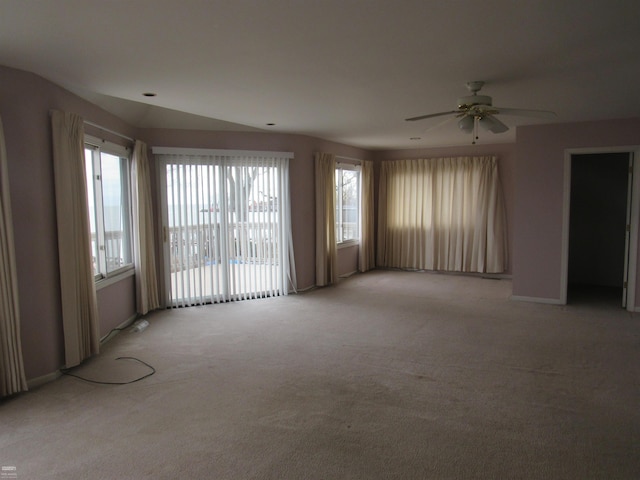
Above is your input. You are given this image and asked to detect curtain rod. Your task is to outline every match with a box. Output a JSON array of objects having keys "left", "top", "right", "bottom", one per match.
[
  {"left": 84, "top": 120, "right": 135, "bottom": 143},
  {"left": 48, "top": 110, "right": 135, "bottom": 143},
  {"left": 152, "top": 146, "right": 294, "bottom": 158},
  {"left": 335, "top": 155, "right": 362, "bottom": 164}
]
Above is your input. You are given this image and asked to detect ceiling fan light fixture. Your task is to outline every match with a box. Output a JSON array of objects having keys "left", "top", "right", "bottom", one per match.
[
  {"left": 405, "top": 80, "right": 554, "bottom": 140},
  {"left": 478, "top": 115, "right": 496, "bottom": 131},
  {"left": 458, "top": 115, "right": 474, "bottom": 133},
  {"left": 479, "top": 115, "right": 509, "bottom": 133}
]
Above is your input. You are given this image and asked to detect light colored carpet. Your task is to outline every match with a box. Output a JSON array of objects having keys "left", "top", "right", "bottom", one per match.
[{"left": 1, "top": 270, "right": 639, "bottom": 479}]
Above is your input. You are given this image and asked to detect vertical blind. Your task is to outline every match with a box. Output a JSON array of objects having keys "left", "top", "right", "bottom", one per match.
[{"left": 155, "top": 148, "right": 296, "bottom": 307}]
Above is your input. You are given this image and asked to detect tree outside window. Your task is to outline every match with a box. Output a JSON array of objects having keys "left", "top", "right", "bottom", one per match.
[{"left": 335, "top": 166, "right": 360, "bottom": 244}]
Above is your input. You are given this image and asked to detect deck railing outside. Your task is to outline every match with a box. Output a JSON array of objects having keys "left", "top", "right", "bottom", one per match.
[
  {"left": 90, "top": 230, "right": 127, "bottom": 276},
  {"left": 168, "top": 222, "right": 280, "bottom": 273}
]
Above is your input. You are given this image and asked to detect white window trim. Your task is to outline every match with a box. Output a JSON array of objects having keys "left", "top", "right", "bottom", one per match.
[
  {"left": 86, "top": 135, "right": 131, "bottom": 158},
  {"left": 95, "top": 267, "right": 135, "bottom": 290},
  {"left": 84, "top": 135, "right": 134, "bottom": 283},
  {"left": 335, "top": 162, "right": 362, "bottom": 246},
  {"left": 337, "top": 239, "right": 359, "bottom": 249}
]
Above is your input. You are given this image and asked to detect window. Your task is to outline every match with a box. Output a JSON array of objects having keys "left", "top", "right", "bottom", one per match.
[
  {"left": 335, "top": 164, "right": 361, "bottom": 244},
  {"left": 376, "top": 156, "right": 508, "bottom": 272},
  {"left": 84, "top": 136, "right": 133, "bottom": 280}
]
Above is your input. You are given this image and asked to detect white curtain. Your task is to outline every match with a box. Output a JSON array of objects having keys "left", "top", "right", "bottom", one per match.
[
  {"left": 51, "top": 111, "right": 100, "bottom": 368},
  {"left": 358, "top": 159, "right": 375, "bottom": 272},
  {"left": 315, "top": 152, "right": 337, "bottom": 286},
  {"left": 157, "top": 150, "right": 296, "bottom": 306},
  {"left": 0, "top": 115, "right": 28, "bottom": 397},
  {"left": 132, "top": 140, "right": 160, "bottom": 315},
  {"left": 377, "top": 156, "right": 507, "bottom": 273}
]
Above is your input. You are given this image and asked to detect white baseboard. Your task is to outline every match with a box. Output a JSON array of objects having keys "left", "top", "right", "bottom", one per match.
[
  {"left": 511, "top": 295, "right": 565, "bottom": 305},
  {"left": 377, "top": 267, "right": 512, "bottom": 280},
  {"left": 512, "top": 294, "right": 640, "bottom": 312},
  {"left": 294, "top": 284, "right": 317, "bottom": 293},
  {"left": 27, "top": 313, "right": 140, "bottom": 390},
  {"left": 100, "top": 313, "right": 139, "bottom": 343},
  {"left": 480, "top": 273, "right": 513, "bottom": 280},
  {"left": 339, "top": 270, "right": 358, "bottom": 278},
  {"left": 118, "top": 313, "right": 140, "bottom": 330},
  {"left": 27, "top": 370, "right": 62, "bottom": 390}
]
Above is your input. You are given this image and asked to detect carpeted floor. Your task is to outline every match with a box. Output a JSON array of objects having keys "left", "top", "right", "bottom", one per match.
[{"left": 1, "top": 270, "right": 639, "bottom": 479}]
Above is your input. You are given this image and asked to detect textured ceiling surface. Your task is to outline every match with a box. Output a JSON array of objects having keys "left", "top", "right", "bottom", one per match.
[{"left": 1, "top": 0, "right": 639, "bottom": 149}]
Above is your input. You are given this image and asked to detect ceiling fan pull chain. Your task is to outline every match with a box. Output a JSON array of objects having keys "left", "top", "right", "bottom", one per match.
[{"left": 473, "top": 117, "right": 478, "bottom": 144}]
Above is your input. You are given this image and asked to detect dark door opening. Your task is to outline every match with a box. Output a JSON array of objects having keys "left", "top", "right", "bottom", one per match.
[{"left": 568, "top": 153, "right": 631, "bottom": 307}]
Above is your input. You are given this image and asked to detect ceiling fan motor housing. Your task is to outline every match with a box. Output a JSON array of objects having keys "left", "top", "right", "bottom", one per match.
[{"left": 457, "top": 94, "right": 492, "bottom": 109}]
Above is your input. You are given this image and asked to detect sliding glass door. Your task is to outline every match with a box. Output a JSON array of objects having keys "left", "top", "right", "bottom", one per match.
[{"left": 157, "top": 150, "right": 295, "bottom": 307}]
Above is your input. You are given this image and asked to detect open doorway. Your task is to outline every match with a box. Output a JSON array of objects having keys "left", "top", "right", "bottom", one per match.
[{"left": 567, "top": 152, "right": 632, "bottom": 307}]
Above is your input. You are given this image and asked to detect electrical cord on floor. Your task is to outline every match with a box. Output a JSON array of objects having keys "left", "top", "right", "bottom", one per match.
[
  {"left": 60, "top": 356, "right": 156, "bottom": 385},
  {"left": 100, "top": 325, "right": 129, "bottom": 344}
]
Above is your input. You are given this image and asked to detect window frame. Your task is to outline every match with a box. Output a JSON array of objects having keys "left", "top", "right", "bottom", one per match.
[
  {"left": 335, "top": 162, "right": 361, "bottom": 247},
  {"left": 84, "top": 135, "right": 134, "bottom": 285}
]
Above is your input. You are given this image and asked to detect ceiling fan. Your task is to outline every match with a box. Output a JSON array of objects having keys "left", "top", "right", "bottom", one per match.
[{"left": 405, "top": 81, "right": 556, "bottom": 143}]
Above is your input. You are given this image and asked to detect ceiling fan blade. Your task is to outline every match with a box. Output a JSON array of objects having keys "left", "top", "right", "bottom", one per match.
[
  {"left": 405, "top": 110, "right": 458, "bottom": 122},
  {"left": 423, "top": 114, "right": 461, "bottom": 133},
  {"left": 493, "top": 107, "right": 556, "bottom": 119}
]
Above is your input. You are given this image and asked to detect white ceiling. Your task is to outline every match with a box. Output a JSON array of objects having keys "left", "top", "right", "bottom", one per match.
[{"left": 1, "top": 0, "right": 639, "bottom": 150}]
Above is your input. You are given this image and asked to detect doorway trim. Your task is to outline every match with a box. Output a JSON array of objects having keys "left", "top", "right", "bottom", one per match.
[{"left": 561, "top": 146, "right": 640, "bottom": 310}]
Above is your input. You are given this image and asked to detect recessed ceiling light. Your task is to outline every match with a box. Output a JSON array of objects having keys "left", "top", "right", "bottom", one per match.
[{"left": 142, "top": 92, "right": 157, "bottom": 97}]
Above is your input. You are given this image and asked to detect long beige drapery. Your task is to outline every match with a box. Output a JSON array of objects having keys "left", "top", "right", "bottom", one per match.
[
  {"left": 377, "top": 156, "right": 507, "bottom": 273},
  {"left": 0, "top": 115, "right": 28, "bottom": 397},
  {"left": 358, "top": 160, "right": 375, "bottom": 272},
  {"left": 132, "top": 140, "right": 160, "bottom": 314},
  {"left": 51, "top": 111, "right": 100, "bottom": 368},
  {"left": 315, "top": 152, "right": 338, "bottom": 286}
]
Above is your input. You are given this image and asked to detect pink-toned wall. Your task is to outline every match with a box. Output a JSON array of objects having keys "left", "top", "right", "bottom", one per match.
[
  {"left": 96, "top": 277, "right": 137, "bottom": 333},
  {"left": 337, "top": 244, "right": 359, "bottom": 277},
  {"left": 4, "top": 63, "right": 639, "bottom": 382},
  {"left": 1, "top": 66, "right": 371, "bottom": 381},
  {"left": 0, "top": 66, "right": 138, "bottom": 380},
  {"left": 372, "top": 143, "right": 516, "bottom": 275},
  {"left": 514, "top": 118, "right": 640, "bottom": 303}
]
